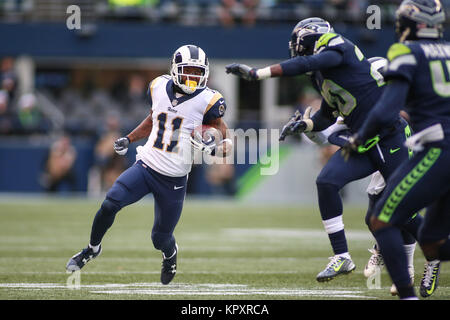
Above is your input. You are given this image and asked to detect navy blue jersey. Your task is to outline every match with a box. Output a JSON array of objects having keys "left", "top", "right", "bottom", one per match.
[
  {"left": 311, "top": 33, "right": 387, "bottom": 132},
  {"left": 383, "top": 40, "right": 450, "bottom": 140}
]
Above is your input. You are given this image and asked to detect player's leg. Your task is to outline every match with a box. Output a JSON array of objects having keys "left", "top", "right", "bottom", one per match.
[
  {"left": 364, "top": 192, "right": 418, "bottom": 295},
  {"left": 364, "top": 193, "right": 385, "bottom": 277},
  {"left": 370, "top": 125, "right": 420, "bottom": 294},
  {"left": 370, "top": 147, "right": 448, "bottom": 299},
  {"left": 418, "top": 190, "right": 450, "bottom": 297},
  {"left": 315, "top": 150, "right": 375, "bottom": 281},
  {"left": 148, "top": 167, "right": 187, "bottom": 285},
  {"left": 66, "top": 161, "right": 151, "bottom": 271}
]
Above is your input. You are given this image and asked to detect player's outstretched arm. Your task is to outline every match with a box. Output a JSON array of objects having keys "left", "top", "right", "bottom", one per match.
[
  {"left": 342, "top": 80, "right": 409, "bottom": 157},
  {"left": 225, "top": 50, "right": 343, "bottom": 81},
  {"left": 113, "top": 111, "right": 153, "bottom": 155},
  {"left": 357, "top": 80, "right": 409, "bottom": 142}
]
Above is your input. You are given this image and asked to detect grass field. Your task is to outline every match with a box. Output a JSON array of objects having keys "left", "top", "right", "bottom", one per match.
[{"left": 0, "top": 196, "right": 448, "bottom": 301}]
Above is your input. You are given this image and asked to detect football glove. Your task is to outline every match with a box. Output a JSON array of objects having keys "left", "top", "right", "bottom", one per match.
[
  {"left": 279, "top": 107, "right": 313, "bottom": 141},
  {"left": 225, "top": 63, "right": 258, "bottom": 81},
  {"left": 341, "top": 133, "right": 362, "bottom": 161},
  {"left": 114, "top": 137, "right": 130, "bottom": 155},
  {"left": 190, "top": 131, "right": 217, "bottom": 155}
]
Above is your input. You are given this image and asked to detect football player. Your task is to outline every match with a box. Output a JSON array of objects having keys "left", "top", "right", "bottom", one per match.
[
  {"left": 300, "top": 82, "right": 419, "bottom": 296},
  {"left": 66, "top": 45, "right": 232, "bottom": 285},
  {"left": 344, "top": 0, "right": 449, "bottom": 299},
  {"left": 225, "top": 18, "right": 425, "bottom": 283}
]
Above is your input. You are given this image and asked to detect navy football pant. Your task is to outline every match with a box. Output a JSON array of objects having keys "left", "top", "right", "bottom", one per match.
[
  {"left": 366, "top": 193, "right": 422, "bottom": 245},
  {"left": 316, "top": 121, "right": 413, "bottom": 255},
  {"left": 371, "top": 146, "right": 450, "bottom": 292},
  {"left": 90, "top": 160, "right": 187, "bottom": 257}
]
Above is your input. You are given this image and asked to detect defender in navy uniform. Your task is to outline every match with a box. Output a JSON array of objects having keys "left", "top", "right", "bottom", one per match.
[
  {"left": 66, "top": 45, "right": 232, "bottom": 285},
  {"left": 345, "top": 0, "right": 450, "bottom": 299},
  {"left": 226, "top": 17, "right": 424, "bottom": 283}
]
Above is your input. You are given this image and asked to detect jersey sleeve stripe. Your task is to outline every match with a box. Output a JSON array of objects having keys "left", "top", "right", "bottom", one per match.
[
  {"left": 388, "top": 54, "right": 417, "bottom": 71},
  {"left": 387, "top": 43, "right": 412, "bottom": 61},
  {"left": 150, "top": 77, "right": 160, "bottom": 100},
  {"left": 204, "top": 92, "right": 223, "bottom": 114}
]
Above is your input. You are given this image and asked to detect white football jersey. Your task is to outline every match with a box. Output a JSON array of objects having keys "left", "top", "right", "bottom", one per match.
[{"left": 136, "top": 75, "right": 226, "bottom": 177}]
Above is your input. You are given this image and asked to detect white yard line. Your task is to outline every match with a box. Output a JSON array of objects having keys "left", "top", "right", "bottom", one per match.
[{"left": 0, "top": 282, "right": 377, "bottom": 299}]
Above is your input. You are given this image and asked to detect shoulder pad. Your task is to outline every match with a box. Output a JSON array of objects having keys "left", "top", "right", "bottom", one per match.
[
  {"left": 315, "top": 33, "right": 344, "bottom": 52},
  {"left": 387, "top": 43, "right": 412, "bottom": 62}
]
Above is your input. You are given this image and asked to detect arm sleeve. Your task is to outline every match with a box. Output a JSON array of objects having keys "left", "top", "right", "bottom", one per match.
[
  {"left": 310, "top": 99, "right": 337, "bottom": 132},
  {"left": 357, "top": 79, "right": 410, "bottom": 141},
  {"left": 279, "top": 50, "right": 344, "bottom": 76}
]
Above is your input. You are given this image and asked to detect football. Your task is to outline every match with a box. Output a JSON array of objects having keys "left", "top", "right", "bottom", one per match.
[{"left": 191, "top": 125, "right": 221, "bottom": 144}]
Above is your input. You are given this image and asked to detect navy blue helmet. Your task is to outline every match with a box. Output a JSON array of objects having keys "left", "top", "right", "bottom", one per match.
[
  {"left": 288, "top": 17, "right": 334, "bottom": 58},
  {"left": 395, "top": 0, "right": 446, "bottom": 41}
]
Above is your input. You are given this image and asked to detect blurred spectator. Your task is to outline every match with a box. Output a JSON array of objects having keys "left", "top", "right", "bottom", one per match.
[
  {"left": 218, "top": 0, "right": 260, "bottom": 27},
  {"left": 0, "top": 90, "right": 13, "bottom": 134},
  {"left": 295, "top": 87, "right": 322, "bottom": 114},
  {"left": 15, "top": 93, "right": 51, "bottom": 134},
  {"left": 40, "top": 135, "right": 78, "bottom": 193},
  {"left": 1, "top": 57, "right": 17, "bottom": 101},
  {"left": 123, "top": 74, "right": 149, "bottom": 130},
  {"left": 92, "top": 112, "right": 127, "bottom": 192},
  {"left": 205, "top": 162, "right": 236, "bottom": 195}
]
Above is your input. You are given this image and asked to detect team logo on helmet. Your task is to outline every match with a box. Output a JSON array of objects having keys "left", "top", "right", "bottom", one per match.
[{"left": 289, "top": 18, "right": 334, "bottom": 58}]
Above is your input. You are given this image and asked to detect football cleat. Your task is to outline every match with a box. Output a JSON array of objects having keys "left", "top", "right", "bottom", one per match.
[
  {"left": 390, "top": 266, "right": 414, "bottom": 296},
  {"left": 364, "top": 245, "right": 384, "bottom": 278},
  {"left": 66, "top": 245, "right": 102, "bottom": 272},
  {"left": 161, "top": 244, "right": 178, "bottom": 285},
  {"left": 420, "top": 260, "right": 440, "bottom": 298},
  {"left": 316, "top": 255, "right": 356, "bottom": 282}
]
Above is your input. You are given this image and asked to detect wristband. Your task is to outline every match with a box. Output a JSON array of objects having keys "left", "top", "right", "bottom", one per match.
[{"left": 256, "top": 67, "right": 271, "bottom": 80}]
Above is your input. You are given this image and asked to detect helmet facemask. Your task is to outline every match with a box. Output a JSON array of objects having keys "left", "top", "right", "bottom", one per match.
[
  {"left": 172, "top": 64, "right": 208, "bottom": 95},
  {"left": 171, "top": 45, "right": 209, "bottom": 95}
]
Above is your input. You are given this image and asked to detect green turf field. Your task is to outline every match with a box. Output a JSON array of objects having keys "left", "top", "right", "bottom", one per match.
[{"left": 0, "top": 196, "right": 448, "bottom": 300}]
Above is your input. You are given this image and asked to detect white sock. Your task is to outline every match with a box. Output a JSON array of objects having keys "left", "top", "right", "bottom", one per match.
[
  {"left": 338, "top": 252, "right": 351, "bottom": 260},
  {"left": 89, "top": 243, "right": 101, "bottom": 253},
  {"left": 404, "top": 243, "right": 416, "bottom": 269}
]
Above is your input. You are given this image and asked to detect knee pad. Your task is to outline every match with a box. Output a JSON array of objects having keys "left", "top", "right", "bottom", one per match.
[{"left": 151, "top": 231, "right": 174, "bottom": 251}]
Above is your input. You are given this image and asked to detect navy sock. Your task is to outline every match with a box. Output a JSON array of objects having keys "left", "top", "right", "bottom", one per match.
[
  {"left": 373, "top": 226, "right": 416, "bottom": 298},
  {"left": 90, "top": 199, "right": 120, "bottom": 246},
  {"left": 328, "top": 230, "right": 348, "bottom": 255}
]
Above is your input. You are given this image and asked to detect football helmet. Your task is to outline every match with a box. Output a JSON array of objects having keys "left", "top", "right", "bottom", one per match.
[
  {"left": 289, "top": 17, "right": 334, "bottom": 58},
  {"left": 395, "top": 0, "right": 445, "bottom": 42},
  {"left": 171, "top": 44, "right": 209, "bottom": 94}
]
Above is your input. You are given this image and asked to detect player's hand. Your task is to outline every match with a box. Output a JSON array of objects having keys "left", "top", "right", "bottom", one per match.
[
  {"left": 341, "top": 133, "right": 362, "bottom": 161},
  {"left": 225, "top": 63, "right": 258, "bottom": 81},
  {"left": 279, "top": 109, "right": 308, "bottom": 141},
  {"left": 114, "top": 137, "right": 130, "bottom": 155},
  {"left": 190, "top": 132, "right": 217, "bottom": 155}
]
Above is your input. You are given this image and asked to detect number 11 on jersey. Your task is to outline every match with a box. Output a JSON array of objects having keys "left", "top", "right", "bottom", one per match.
[{"left": 153, "top": 112, "right": 184, "bottom": 153}]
